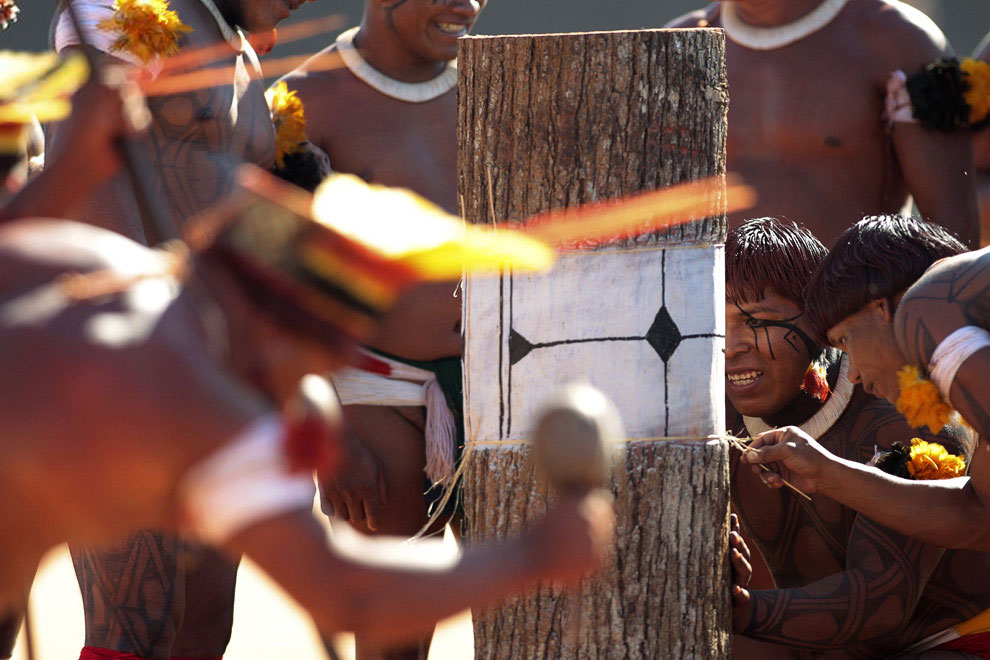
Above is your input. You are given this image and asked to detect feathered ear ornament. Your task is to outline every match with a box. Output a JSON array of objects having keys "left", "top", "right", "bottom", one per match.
[
  {"left": 800, "top": 352, "right": 832, "bottom": 403},
  {"left": 0, "top": 0, "right": 19, "bottom": 31}
]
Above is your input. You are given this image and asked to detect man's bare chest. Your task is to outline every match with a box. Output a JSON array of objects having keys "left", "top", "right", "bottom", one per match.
[
  {"left": 320, "top": 100, "right": 458, "bottom": 211},
  {"left": 726, "top": 50, "right": 887, "bottom": 159}
]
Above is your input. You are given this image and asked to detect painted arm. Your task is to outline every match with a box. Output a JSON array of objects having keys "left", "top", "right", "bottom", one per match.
[
  {"left": 228, "top": 495, "right": 613, "bottom": 645},
  {"left": 887, "top": 19, "right": 979, "bottom": 246},
  {"left": 740, "top": 515, "right": 942, "bottom": 654}
]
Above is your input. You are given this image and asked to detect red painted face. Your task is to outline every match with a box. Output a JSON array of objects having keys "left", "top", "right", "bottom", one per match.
[
  {"left": 385, "top": 0, "right": 487, "bottom": 63},
  {"left": 725, "top": 291, "right": 815, "bottom": 418}
]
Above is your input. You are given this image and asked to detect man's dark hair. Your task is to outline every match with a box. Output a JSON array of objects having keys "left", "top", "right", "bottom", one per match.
[
  {"left": 805, "top": 215, "right": 966, "bottom": 342},
  {"left": 726, "top": 217, "right": 828, "bottom": 306}
]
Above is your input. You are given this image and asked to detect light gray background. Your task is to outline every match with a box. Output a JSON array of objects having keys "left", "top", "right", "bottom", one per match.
[{"left": 2, "top": 1, "right": 989, "bottom": 58}]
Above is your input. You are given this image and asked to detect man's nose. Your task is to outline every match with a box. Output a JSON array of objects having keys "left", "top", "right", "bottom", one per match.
[
  {"left": 447, "top": 0, "right": 483, "bottom": 17},
  {"left": 847, "top": 364, "right": 863, "bottom": 384},
  {"left": 723, "top": 326, "right": 751, "bottom": 361}
]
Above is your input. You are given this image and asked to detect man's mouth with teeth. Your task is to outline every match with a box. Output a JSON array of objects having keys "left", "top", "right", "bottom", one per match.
[
  {"left": 727, "top": 371, "right": 763, "bottom": 388},
  {"left": 435, "top": 22, "right": 468, "bottom": 36}
]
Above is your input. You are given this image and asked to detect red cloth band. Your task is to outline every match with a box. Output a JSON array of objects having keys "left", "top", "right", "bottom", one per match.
[
  {"left": 79, "top": 648, "right": 221, "bottom": 660},
  {"left": 935, "top": 631, "right": 990, "bottom": 658}
]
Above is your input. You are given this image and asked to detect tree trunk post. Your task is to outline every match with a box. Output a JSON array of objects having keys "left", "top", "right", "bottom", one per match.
[{"left": 458, "top": 29, "right": 731, "bottom": 659}]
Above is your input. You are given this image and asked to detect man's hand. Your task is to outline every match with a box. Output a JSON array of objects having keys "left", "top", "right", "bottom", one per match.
[
  {"left": 729, "top": 513, "right": 753, "bottom": 631},
  {"left": 743, "top": 426, "right": 841, "bottom": 495},
  {"left": 320, "top": 429, "right": 389, "bottom": 532},
  {"left": 523, "top": 492, "right": 615, "bottom": 586}
]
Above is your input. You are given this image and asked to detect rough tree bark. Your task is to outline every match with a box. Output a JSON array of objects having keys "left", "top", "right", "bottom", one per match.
[{"left": 458, "top": 30, "right": 731, "bottom": 659}]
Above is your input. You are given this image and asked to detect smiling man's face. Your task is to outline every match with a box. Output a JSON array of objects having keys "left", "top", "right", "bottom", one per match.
[{"left": 725, "top": 290, "right": 815, "bottom": 418}]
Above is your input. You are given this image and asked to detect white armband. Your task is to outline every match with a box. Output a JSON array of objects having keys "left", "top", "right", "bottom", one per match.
[
  {"left": 929, "top": 326, "right": 990, "bottom": 401},
  {"left": 178, "top": 414, "right": 316, "bottom": 545}
]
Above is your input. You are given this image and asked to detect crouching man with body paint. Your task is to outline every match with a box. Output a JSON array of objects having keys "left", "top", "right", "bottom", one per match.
[{"left": 725, "top": 218, "right": 990, "bottom": 659}]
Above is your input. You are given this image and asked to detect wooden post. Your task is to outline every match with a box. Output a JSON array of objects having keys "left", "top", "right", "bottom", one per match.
[{"left": 458, "top": 30, "right": 731, "bottom": 659}]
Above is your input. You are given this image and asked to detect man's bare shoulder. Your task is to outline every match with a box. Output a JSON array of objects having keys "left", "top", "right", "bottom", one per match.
[
  {"left": 664, "top": 5, "right": 717, "bottom": 29},
  {"left": 281, "top": 44, "right": 357, "bottom": 101},
  {"left": 851, "top": 0, "right": 950, "bottom": 68}
]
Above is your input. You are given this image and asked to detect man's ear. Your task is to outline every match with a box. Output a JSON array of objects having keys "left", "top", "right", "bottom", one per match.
[{"left": 872, "top": 298, "right": 895, "bottom": 324}]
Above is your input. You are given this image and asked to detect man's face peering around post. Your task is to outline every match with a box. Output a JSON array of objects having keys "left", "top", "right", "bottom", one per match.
[
  {"left": 825, "top": 299, "right": 906, "bottom": 404},
  {"left": 377, "top": 0, "right": 487, "bottom": 63},
  {"left": 725, "top": 289, "right": 816, "bottom": 418}
]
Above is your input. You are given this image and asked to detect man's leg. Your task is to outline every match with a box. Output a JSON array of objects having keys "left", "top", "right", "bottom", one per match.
[
  {"left": 345, "top": 405, "right": 436, "bottom": 660},
  {"left": 71, "top": 532, "right": 185, "bottom": 660},
  {"left": 0, "top": 610, "right": 22, "bottom": 660},
  {"left": 169, "top": 545, "right": 238, "bottom": 660}
]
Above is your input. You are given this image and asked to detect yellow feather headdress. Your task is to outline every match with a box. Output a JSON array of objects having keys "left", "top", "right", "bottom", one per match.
[{"left": 98, "top": 0, "right": 192, "bottom": 63}]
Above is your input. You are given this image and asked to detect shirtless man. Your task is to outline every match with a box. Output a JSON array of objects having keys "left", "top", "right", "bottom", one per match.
[
  {"left": 0, "top": 215, "right": 614, "bottom": 652},
  {"left": 667, "top": 0, "right": 979, "bottom": 246},
  {"left": 281, "top": 4, "right": 482, "bottom": 657},
  {"left": 52, "top": 1, "right": 310, "bottom": 657},
  {"left": 725, "top": 218, "right": 990, "bottom": 658},
  {"left": 744, "top": 217, "right": 990, "bottom": 559}
]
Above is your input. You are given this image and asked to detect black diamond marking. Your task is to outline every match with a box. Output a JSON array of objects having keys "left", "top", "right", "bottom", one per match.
[
  {"left": 509, "top": 328, "right": 535, "bottom": 365},
  {"left": 646, "top": 306, "right": 682, "bottom": 362}
]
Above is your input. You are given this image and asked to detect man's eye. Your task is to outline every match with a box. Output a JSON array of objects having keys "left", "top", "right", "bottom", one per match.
[{"left": 745, "top": 318, "right": 763, "bottom": 328}]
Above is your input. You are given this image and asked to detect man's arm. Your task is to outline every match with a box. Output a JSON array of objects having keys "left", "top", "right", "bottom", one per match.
[
  {"left": 228, "top": 497, "right": 613, "bottom": 645},
  {"left": 744, "top": 429, "right": 990, "bottom": 550},
  {"left": 880, "top": 7, "right": 979, "bottom": 246},
  {"left": 739, "top": 515, "right": 942, "bottom": 654}
]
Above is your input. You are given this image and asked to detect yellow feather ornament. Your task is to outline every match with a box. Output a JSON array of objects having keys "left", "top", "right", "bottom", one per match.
[
  {"left": 962, "top": 58, "right": 990, "bottom": 125},
  {"left": 265, "top": 82, "right": 307, "bottom": 169},
  {"left": 98, "top": 0, "right": 192, "bottom": 63},
  {"left": 895, "top": 365, "right": 954, "bottom": 433},
  {"left": 906, "top": 438, "right": 966, "bottom": 480}
]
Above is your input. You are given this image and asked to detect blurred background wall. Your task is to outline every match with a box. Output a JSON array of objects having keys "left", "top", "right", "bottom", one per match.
[{"left": 3, "top": 1, "right": 989, "bottom": 59}]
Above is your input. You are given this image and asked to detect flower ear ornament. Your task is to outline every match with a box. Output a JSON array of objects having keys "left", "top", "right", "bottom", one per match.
[
  {"left": 266, "top": 82, "right": 332, "bottom": 192},
  {"left": 874, "top": 438, "right": 966, "bottom": 481},
  {"left": 98, "top": 0, "right": 193, "bottom": 63},
  {"left": 885, "top": 57, "right": 990, "bottom": 132},
  {"left": 0, "top": 0, "right": 19, "bottom": 31},
  {"left": 800, "top": 352, "right": 832, "bottom": 403}
]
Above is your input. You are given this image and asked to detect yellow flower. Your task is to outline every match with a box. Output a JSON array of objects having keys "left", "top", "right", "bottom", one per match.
[
  {"left": 98, "top": 0, "right": 192, "bottom": 63},
  {"left": 896, "top": 365, "right": 953, "bottom": 433},
  {"left": 962, "top": 58, "right": 990, "bottom": 125},
  {"left": 907, "top": 438, "right": 966, "bottom": 480},
  {"left": 266, "top": 81, "right": 307, "bottom": 169}
]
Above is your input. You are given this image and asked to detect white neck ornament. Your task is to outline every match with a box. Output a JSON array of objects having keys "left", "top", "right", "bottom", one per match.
[
  {"left": 720, "top": 0, "right": 849, "bottom": 51},
  {"left": 335, "top": 27, "right": 457, "bottom": 103},
  {"left": 743, "top": 354, "right": 854, "bottom": 441}
]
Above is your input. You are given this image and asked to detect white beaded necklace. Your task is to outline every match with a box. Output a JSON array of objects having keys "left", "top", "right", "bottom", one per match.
[
  {"left": 335, "top": 27, "right": 458, "bottom": 103},
  {"left": 743, "top": 354, "right": 854, "bottom": 440},
  {"left": 720, "top": 0, "right": 849, "bottom": 51}
]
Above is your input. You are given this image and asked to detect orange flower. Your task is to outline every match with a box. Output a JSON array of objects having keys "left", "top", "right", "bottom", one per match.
[
  {"left": 896, "top": 365, "right": 953, "bottom": 433},
  {"left": 906, "top": 438, "right": 966, "bottom": 480}
]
